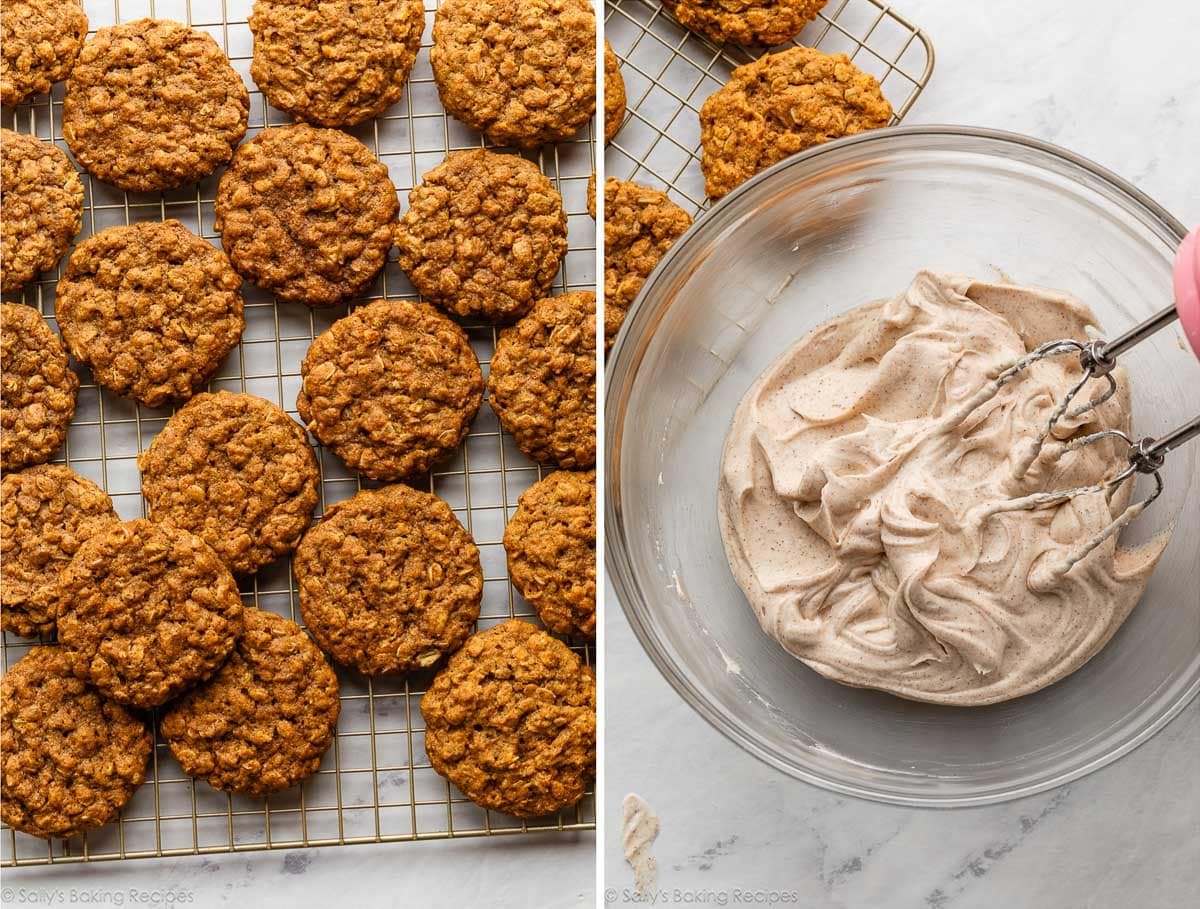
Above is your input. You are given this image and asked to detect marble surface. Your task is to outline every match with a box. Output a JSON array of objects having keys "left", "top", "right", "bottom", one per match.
[{"left": 603, "top": 0, "right": 1200, "bottom": 906}]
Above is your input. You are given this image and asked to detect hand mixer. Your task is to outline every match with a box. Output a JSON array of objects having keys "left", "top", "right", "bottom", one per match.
[{"left": 982, "top": 227, "right": 1200, "bottom": 579}]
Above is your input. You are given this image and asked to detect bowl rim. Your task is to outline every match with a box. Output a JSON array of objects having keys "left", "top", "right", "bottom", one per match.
[{"left": 604, "top": 123, "right": 1196, "bottom": 808}]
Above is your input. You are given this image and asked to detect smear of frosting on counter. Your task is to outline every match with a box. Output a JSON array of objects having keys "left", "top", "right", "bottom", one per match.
[
  {"left": 718, "top": 270, "right": 1168, "bottom": 706},
  {"left": 622, "top": 793, "right": 660, "bottom": 895}
]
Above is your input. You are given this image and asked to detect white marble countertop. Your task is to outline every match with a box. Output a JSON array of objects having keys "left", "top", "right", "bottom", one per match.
[{"left": 604, "top": 1, "right": 1199, "bottom": 907}]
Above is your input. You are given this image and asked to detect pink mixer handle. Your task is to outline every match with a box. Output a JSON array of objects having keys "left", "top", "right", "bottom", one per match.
[{"left": 1175, "top": 227, "right": 1200, "bottom": 360}]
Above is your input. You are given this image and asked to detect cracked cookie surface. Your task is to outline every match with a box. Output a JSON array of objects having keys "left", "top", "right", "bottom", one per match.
[
  {"left": 604, "top": 40, "right": 626, "bottom": 143},
  {"left": 431, "top": 0, "right": 596, "bottom": 148},
  {"left": 1, "top": 302, "right": 77, "bottom": 472},
  {"left": 1, "top": 465, "right": 119, "bottom": 638},
  {"left": 503, "top": 470, "right": 595, "bottom": 638},
  {"left": 669, "top": 0, "right": 826, "bottom": 47},
  {"left": 55, "top": 220, "right": 244, "bottom": 407},
  {"left": 55, "top": 519, "right": 245, "bottom": 709},
  {"left": 249, "top": 0, "right": 425, "bottom": 127},
  {"left": 487, "top": 291, "right": 596, "bottom": 468},
  {"left": 394, "top": 149, "right": 568, "bottom": 322},
  {"left": 297, "top": 299, "right": 483, "bottom": 480},
  {"left": 63, "top": 19, "right": 249, "bottom": 192},
  {"left": 1, "top": 647, "right": 152, "bottom": 840},
  {"left": 296, "top": 484, "right": 483, "bottom": 675},
  {"left": 1, "top": 0, "right": 89, "bottom": 107},
  {"left": 421, "top": 619, "right": 595, "bottom": 818},
  {"left": 161, "top": 609, "right": 340, "bottom": 797},
  {"left": 139, "top": 391, "right": 320, "bottom": 575},
  {"left": 214, "top": 123, "right": 397, "bottom": 306},
  {"left": 699, "top": 45, "right": 891, "bottom": 199}
]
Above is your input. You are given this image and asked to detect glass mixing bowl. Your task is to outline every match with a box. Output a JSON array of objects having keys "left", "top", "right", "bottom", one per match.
[{"left": 605, "top": 125, "right": 1199, "bottom": 807}]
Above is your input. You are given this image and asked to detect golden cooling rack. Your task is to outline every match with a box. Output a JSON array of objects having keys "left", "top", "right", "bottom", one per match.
[
  {"left": 604, "top": 0, "right": 935, "bottom": 214},
  {"left": 1, "top": 0, "right": 596, "bottom": 866}
]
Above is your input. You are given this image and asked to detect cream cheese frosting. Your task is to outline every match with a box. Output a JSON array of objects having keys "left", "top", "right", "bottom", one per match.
[{"left": 718, "top": 270, "right": 1168, "bottom": 705}]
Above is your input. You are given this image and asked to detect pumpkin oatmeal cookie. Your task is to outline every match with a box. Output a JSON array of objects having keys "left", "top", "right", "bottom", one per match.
[
  {"left": 669, "top": 0, "right": 826, "bottom": 47},
  {"left": 421, "top": 619, "right": 595, "bottom": 818},
  {"left": 55, "top": 220, "right": 244, "bottom": 408},
  {"left": 296, "top": 484, "right": 483, "bottom": 675},
  {"left": 297, "top": 299, "right": 483, "bottom": 480},
  {"left": 1, "top": 0, "right": 88, "bottom": 107},
  {"left": 699, "top": 45, "right": 891, "bottom": 199},
  {"left": 55, "top": 519, "right": 245, "bottom": 709},
  {"left": 1, "top": 302, "right": 77, "bottom": 472},
  {"left": 430, "top": 0, "right": 596, "bottom": 148},
  {"left": 604, "top": 40, "right": 626, "bottom": 144},
  {"left": 139, "top": 391, "right": 320, "bottom": 575},
  {"left": 1, "top": 647, "right": 152, "bottom": 840},
  {"left": 503, "top": 470, "right": 595, "bottom": 638},
  {"left": 63, "top": 19, "right": 249, "bottom": 192},
  {"left": 487, "top": 291, "right": 596, "bottom": 468},
  {"left": 161, "top": 609, "right": 340, "bottom": 797},
  {"left": 394, "top": 149, "right": 568, "bottom": 322},
  {"left": 1, "top": 465, "right": 119, "bottom": 638}
]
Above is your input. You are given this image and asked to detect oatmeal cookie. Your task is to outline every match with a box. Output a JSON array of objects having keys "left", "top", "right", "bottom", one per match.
[
  {"left": 296, "top": 484, "right": 483, "bottom": 675},
  {"left": 1, "top": 302, "right": 77, "bottom": 472},
  {"left": 55, "top": 221, "right": 244, "bottom": 408},
  {"left": 214, "top": 123, "right": 397, "bottom": 307},
  {"left": 249, "top": 0, "right": 425, "bottom": 127},
  {"left": 161, "top": 609, "right": 340, "bottom": 797},
  {"left": 394, "top": 149, "right": 568, "bottom": 322},
  {"left": 1, "top": 647, "right": 152, "bottom": 840},
  {"left": 1, "top": 465, "right": 118, "bottom": 638},
  {"left": 592, "top": 178, "right": 692, "bottom": 351},
  {"left": 55, "top": 519, "right": 244, "bottom": 709},
  {"left": 1, "top": 129, "right": 83, "bottom": 294},
  {"left": 1, "top": 0, "right": 89, "bottom": 107},
  {"left": 699, "top": 45, "right": 891, "bottom": 199},
  {"left": 431, "top": 0, "right": 596, "bottom": 148},
  {"left": 296, "top": 299, "right": 483, "bottom": 480},
  {"left": 63, "top": 19, "right": 249, "bottom": 192},
  {"left": 421, "top": 619, "right": 595, "bottom": 818},
  {"left": 487, "top": 291, "right": 596, "bottom": 468},
  {"left": 503, "top": 470, "right": 595, "bottom": 638},
  {"left": 604, "top": 40, "right": 626, "bottom": 144},
  {"left": 139, "top": 391, "right": 319, "bottom": 575},
  {"left": 669, "top": 0, "right": 826, "bottom": 47}
]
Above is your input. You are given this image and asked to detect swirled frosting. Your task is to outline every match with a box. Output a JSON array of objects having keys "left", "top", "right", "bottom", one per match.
[{"left": 718, "top": 271, "right": 1168, "bottom": 705}]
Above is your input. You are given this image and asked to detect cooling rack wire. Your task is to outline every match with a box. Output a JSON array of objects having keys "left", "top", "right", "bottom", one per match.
[
  {"left": 1, "top": 0, "right": 597, "bottom": 866},
  {"left": 605, "top": 0, "right": 935, "bottom": 214}
]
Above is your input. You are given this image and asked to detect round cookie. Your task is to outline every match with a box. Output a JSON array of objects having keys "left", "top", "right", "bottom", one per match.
[
  {"left": 487, "top": 291, "right": 596, "bottom": 469},
  {"left": 591, "top": 177, "right": 692, "bottom": 351},
  {"left": 394, "top": 149, "right": 568, "bottom": 322},
  {"left": 699, "top": 46, "right": 892, "bottom": 199},
  {"left": 1, "top": 128, "right": 84, "bottom": 294},
  {"left": 1, "top": 465, "right": 119, "bottom": 638},
  {"left": 421, "top": 619, "right": 595, "bottom": 818},
  {"left": 139, "top": 391, "right": 320, "bottom": 575},
  {"left": 431, "top": 0, "right": 596, "bottom": 148},
  {"left": 161, "top": 609, "right": 340, "bottom": 798},
  {"left": 1, "top": 0, "right": 89, "bottom": 107},
  {"left": 63, "top": 19, "right": 249, "bottom": 192},
  {"left": 214, "top": 123, "right": 397, "bottom": 307},
  {"left": 296, "top": 484, "right": 483, "bottom": 675},
  {"left": 669, "top": 0, "right": 827, "bottom": 47},
  {"left": 296, "top": 299, "right": 483, "bottom": 480},
  {"left": 249, "top": 0, "right": 425, "bottom": 127},
  {"left": 55, "top": 519, "right": 245, "bottom": 709},
  {"left": 1, "top": 647, "right": 152, "bottom": 840},
  {"left": 1, "top": 302, "right": 78, "bottom": 472},
  {"left": 503, "top": 470, "right": 595, "bottom": 638},
  {"left": 55, "top": 220, "right": 245, "bottom": 408},
  {"left": 604, "top": 40, "right": 626, "bottom": 144}
]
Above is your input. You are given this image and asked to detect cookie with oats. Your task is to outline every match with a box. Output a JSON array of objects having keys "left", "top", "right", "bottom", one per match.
[
  {"left": 604, "top": 40, "right": 626, "bottom": 144},
  {"left": 296, "top": 299, "right": 483, "bottom": 480},
  {"left": 421, "top": 619, "right": 595, "bottom": 818},
  {"left": 1, "top": 647, "right": 152, "bottom": 840},
  {"left": 63, "top": 19, "right": 249, "bottom": 192},
  {"left": 1, "top": 0, "right": 89, "bottom": 107},
  {"left": 55, "top": 220, "right": 245, "bottom": 408},
  {"left": 161, "top": 609, "right": 340, "bottom": 797},
  {"left": 431, "top": 0, "right": 596, "bottom": 148},
  {"left": 296, "top": 483, "right": 483, "bottom": 675},
  {"left": 0, "top": 302, "right": 78, "bottom": 472},
  {"left": 669, "top": 0, "right": 827, "bottom": 47},
  {"left": 699, "top": 45, "right": 891, "bottom": 199}
]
